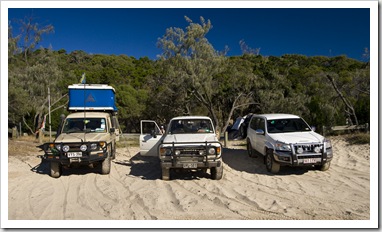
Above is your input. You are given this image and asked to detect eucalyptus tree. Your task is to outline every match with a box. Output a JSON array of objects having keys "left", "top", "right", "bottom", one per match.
[
  {"left": 8, "top": 17, "right": 60, "bottom": 133},
  {"left": 157, "top": 16, "right": 262, "bottom": 133},
  {"left": 157, "top": 16, "right": 226, "bottom": 131},
  {"left": 15, "top": 15, "right": 54, "bottom": 64}
]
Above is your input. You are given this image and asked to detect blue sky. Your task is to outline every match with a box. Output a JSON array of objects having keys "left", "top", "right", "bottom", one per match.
[{"left": 8, "top": 7, "right": 370, "bottom": 61}]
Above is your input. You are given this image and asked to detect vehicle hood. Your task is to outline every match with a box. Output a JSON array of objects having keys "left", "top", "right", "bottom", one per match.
[
  {"left": 163, "top": 134, "right": 218, "bottom": 145},
  {"left": 55, "top": 133, "right": 110, "bottom": 143},
  {"left": 269, "top": 131, "right": 324, "bottom": 144}
]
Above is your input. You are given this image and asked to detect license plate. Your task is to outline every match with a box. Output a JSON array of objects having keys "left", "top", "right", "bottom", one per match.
[
  {"left": 183, "top": 163, "right": 197, "bottom": 168},
  {"left": 303, "top": 158, "right": 316, "bottom": 164},
  {"left": 67, "top": 152, "right": 82, "bottom": 158}
]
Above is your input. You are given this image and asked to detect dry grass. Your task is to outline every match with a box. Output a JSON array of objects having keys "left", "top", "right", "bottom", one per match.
[{"left": 8, "top": 136, "right": 42, "bottom": 157}]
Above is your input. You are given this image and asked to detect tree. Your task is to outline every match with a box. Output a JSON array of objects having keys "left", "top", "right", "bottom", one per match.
[
  {"left": 15, "top": 15, "right": 54, "bottom": 64},
  {"left": 158, "top": 17, "right": 260, "bottom": 131}
]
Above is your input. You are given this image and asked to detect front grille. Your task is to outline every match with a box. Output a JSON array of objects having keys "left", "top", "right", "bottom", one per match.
[
  {"left": 179, "top": 149, "right": 204, "bottom": 155},
  {"left": 67, "top": 144, "right": 82, "bottom": 151},
  {"left": 296, "top": 154, "right": 322, "bottom": 159},
  {"left": 294, "top": 144, "right": 322, "bottom": 154}
]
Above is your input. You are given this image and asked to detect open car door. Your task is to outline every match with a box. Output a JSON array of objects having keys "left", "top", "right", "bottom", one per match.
[{"left": 140, "top": 120, "right": 163, "bottom": 156}]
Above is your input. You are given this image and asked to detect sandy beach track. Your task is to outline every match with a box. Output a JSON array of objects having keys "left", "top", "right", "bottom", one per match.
[{"left": 8, "top": 136, "right": 370, "bottom": 220}]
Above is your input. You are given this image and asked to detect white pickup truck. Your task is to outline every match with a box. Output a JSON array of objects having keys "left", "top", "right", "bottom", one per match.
[
  {"left": 140, "top": 116, "right": 223, "bottom": 180},
  {"left": 246, "top": 114, "right": 333, "bottom": 173}
]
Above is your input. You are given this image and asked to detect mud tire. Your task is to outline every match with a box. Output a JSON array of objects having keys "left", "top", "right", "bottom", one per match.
[
  {"left": 211, "top": 165, "right": 223, "bottom": 180},
  {"left": 266, "top": 150, "right": 280, "bottom": 174},
  {"left": 101, "top": 155, "right": 111, "bottom": 174},
  {"left": 318, "top": 161, "right": 331, "bottom": 171},
  {"left": 162, "top": 168, "right": 170, "bottom": 180},
  {"left": 247, "top": 139, "right": 254, "bottom": 158},
  {"left": 50, "top": 162, "right": 62, "bottom": 178}
]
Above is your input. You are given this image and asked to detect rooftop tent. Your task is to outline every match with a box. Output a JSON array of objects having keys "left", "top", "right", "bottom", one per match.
[{"left": 68, "top": 84, "right": 118, "bottom": 111}]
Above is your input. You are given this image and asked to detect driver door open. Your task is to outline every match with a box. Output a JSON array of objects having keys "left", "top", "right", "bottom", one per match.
[{"left": 139, "top": 120, "right": 163, "bottom": 156}]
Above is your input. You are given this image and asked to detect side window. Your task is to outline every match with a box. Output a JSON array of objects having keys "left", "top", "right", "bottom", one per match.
[
  {"left": 142, "top": 121, "right": 160, "bottom": 135},
  {"left": 258, "top": 118, "right": 265, "bottom": 131},
  {"left": 250, "top": 117, "right": 258, "bottom": 130}
]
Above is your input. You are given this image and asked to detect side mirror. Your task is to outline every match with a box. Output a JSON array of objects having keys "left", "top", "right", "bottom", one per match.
[
  {"left": 311, "top": 126, "right": 316, "bottom": 132},
  {"left": 110, "top": 128, "right": 115, "bottom": 133},
  {"left": 255, "top": 129, "right": 265, "bottom": 135}
]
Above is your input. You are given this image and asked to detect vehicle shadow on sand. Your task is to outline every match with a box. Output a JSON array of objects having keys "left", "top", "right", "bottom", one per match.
[
  {"left": 119, "top": 153, "right": 162, "bottom": 180},
  {"left": 30, "top": 156, "right": 50, "bottom": 175},
  {"left": 31, "top": 156, "right": 111, "bottom": 176},
  {"left": 222, "top": 147, "right": 313, "bottom": 176},
  {"left": 122, "top": 153, "right": 216, "bottom": 181}
]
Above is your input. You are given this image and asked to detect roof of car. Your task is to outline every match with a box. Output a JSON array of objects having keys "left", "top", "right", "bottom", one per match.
[
  {"left": 170, "top": 116, "right": 212, "bottom": 121},
  {"left": 66, "top": 112, "right": 111, "bottom": 118},
  {"left": 255, "top": 114, "right": 301, "bottom": 120}
]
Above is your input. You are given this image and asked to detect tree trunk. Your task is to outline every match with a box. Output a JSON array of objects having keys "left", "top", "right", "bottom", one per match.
[{"left": 327, "top": 74, "right": 359, "bottom": 125}]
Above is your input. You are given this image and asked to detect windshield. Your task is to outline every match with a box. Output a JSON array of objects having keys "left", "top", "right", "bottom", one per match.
[
  {"left": 62, "top": 118, "right": 107, "bottom": 133},
  {"left": 169, "top": 119, "right": 214, "bottom": 134},
  {"left": 267, "top": 118, "right": 311, "bottom": 133}
]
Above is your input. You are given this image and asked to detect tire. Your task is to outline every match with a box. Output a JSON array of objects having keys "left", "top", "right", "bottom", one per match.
[
  {"left": 50, "top": 162, "right": 62, "bottom": 178},
  {"left": 111, "top": 143, "right": 116, "bottom": 160},
  {"left": 318, "top": 161, "right": 331, "bottom": 171},
  {"left": 162, "top": 168, "right": 170, "bottom": 180},
  {"left": 211, "top": 164, "right": 223, "bottom": 180},
  {"left": 247, "top": 139, "right": 254, "bottom": 157},
  {"left": 101, "top": 156, "right": 111, "bottom": 174},
  {"left": 266, "top": 150, "right": 280, "bottom": 174}
]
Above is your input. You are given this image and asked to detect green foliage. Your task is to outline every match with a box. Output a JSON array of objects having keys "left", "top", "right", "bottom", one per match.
[{"left": 8, "top": 15, "right": 370, "bottom": 135}]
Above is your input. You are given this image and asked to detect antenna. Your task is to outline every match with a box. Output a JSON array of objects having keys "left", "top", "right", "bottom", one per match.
[{"left": 82, "top": 73, "right": 86, "bottom": 142}]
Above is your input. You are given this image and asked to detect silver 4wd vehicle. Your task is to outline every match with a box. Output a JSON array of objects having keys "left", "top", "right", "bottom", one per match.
[
  {"left": 246, "top": 114, "right": 333, "bottom": 173},
  {"left": 39, "top": 112, "right": 119, "bottom": 178},
  {"left": 140, "top": 116, "right": 223, "bottom": 180}
]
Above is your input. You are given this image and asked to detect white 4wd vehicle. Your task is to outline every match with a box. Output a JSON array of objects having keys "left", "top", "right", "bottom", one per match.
[
  {"left": 246, "top": 114, "right": 333, "bottom": 173},
  {"left": 140, "top": 116, "right": 223, "bottom": 180}
]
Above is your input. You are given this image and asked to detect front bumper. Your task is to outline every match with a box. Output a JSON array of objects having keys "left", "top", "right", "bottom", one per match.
[
  {"left": 273, "top": 144, "right": 333, "bottom": 167},
  {"left": 39, "top": 141, "right": 108, "bottom": 165},
  {"left": 161, "top": 160, "right": 222, "bottom": 169},
  {"left": 159, "top": 140, "right": 222, "bottom": 169}
]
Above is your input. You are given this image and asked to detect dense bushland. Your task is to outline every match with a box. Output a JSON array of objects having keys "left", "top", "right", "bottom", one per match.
[{"left": 8, "top": 16, "right": 370, "bottom": 134}]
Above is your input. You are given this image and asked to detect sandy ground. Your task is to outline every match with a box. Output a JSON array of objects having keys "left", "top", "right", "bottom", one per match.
[{"left": 7, "top": 136, "right": 371, "bottom": 224}]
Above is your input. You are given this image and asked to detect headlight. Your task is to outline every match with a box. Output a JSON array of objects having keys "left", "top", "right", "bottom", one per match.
[
  {"left": 208, "top": 148, "right": 216, "bottom": 155},
  {"left": 55, "top": 144, "right": 62, "bottom": 151},
  {"left": 275, "top": 143, "right": 291, "bottom": 151},
  {"left": 199, "top": 150, "right": 205, "bottom": 155},
  {"left": 296, "top": 147, "right": 304, "bottom": 154},
  {"left": 90, "top": 143, "right": 98, "bottom": 150},
  {"left": 165, "top": 149, "right": 172, "bottom": 155},
  {"left": 174, "top": 150, "right": 181, "bottom": 156},
  {"left": 80, "top": 144, "right": 87, "bottom": 152},
  {"left": 314, "top": 146, "right": 321, "bottom": 153},
  {"left": 324, "top": 139, "right": 332, "bottom": 149},
  {"left": 62, "top": 145, "right": 70, "bottom": 152}
]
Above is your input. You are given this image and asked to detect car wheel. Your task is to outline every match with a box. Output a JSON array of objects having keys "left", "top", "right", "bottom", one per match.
[
  {"left": 266, "top": 150, "right": 280, "bottom": 174},
  {"left": 162, "top": 168, "right": 170, "bottom": 180},
  {"left": 101, "top": 155, "right": 111, "bottom": 174},
  {"left": 247, "top": 139, "right": 254, "bottom": 157},
  {"left": 211, "top": 165, "right": 223, "bottom": 180},
  {"left": 317, "top": 161, "right": 331, "bottom": 171},
  {"left": 50, "top": 162, "right": 62, "bottom": 178}
]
